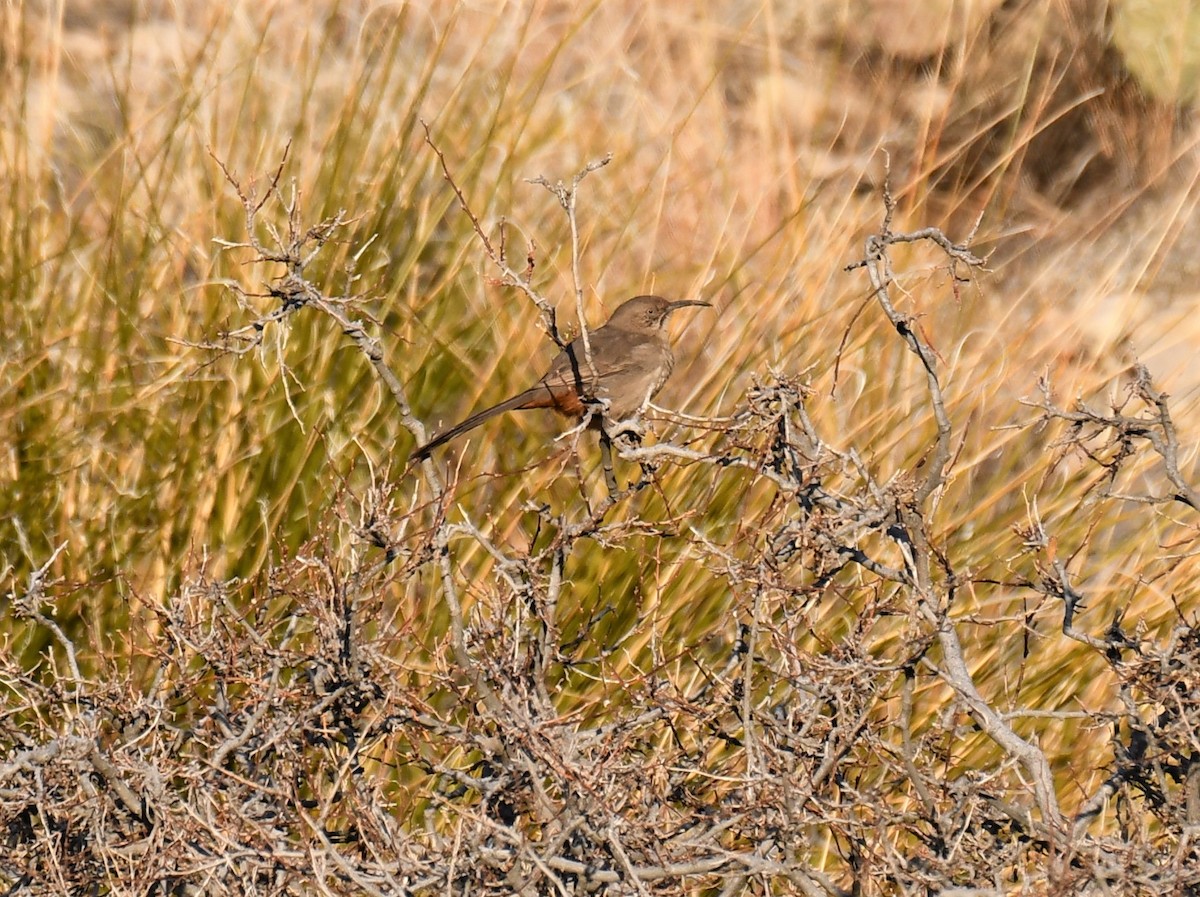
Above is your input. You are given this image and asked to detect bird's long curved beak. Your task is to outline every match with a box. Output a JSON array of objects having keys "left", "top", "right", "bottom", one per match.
[{"left": 666, "top": 299, "right": 712, "bottom": 312}]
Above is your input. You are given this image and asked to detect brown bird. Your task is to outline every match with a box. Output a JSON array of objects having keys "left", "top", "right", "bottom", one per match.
[{"left": 412, "top": 295, "right": 710, "bottom": 459}]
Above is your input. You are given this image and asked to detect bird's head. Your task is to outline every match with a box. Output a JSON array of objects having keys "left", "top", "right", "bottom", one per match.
[{"left": 608, "top": 295, "right": 711, "bottom": 331}]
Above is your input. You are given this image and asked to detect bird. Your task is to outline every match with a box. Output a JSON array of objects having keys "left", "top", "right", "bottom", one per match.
[{"left": 412, "top": 295, "right": 710, "bottom": 459}]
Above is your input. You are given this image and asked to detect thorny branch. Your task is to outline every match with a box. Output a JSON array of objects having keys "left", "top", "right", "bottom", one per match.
[
  {"left": 420, "top": 120, "right": 565, "bottom": 349},
  {"left": 201, "top": 154, "right": 503, "bottom": 728},
  {"left": 1021, "top": 363, "right": 1200, "bottom": 511},
  {"left": 527, "top": 152, "right": 612, "bottom": 387},
  {"left": 848, "top": 184, "right": 1066, "bottom": 831}
]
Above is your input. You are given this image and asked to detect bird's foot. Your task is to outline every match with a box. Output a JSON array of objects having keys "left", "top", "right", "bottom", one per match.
[{"left": 603, "top": 415, "right": 646, "bottom": 445}]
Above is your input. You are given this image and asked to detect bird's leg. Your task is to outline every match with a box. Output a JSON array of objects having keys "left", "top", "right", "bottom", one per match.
[
  {"left": 580, "top": 397, "right": 621, "bottom": 496},
  {"left": 599, "top": 428, "right": 619, "bottom": 496},
  {"left": 603, "top": 416, "right": 653, "bottom": 496}
]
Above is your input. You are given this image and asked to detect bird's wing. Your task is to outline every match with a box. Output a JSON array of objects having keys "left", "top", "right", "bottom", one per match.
[{"left": 540, "top": 332, "right": 657, "bottom": 386}]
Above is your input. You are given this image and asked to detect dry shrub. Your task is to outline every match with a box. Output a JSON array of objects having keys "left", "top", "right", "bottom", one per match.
[{"left": 4, "top": 154, "right": 1199, "bottom": 895}]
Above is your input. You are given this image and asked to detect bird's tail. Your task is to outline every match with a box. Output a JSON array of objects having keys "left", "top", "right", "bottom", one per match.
[{"left": 410, "top": 389, "right": 546, "bottom": 460}]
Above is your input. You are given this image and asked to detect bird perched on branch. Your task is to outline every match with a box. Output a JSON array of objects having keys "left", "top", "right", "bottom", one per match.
[{"left": 412, "top": 295, "right": 710, "bottom": 459}]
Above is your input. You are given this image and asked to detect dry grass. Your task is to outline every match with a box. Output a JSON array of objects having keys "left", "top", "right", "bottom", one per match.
[{"left": 4, "top": 0, "right": 1200, "bottom": 892}]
